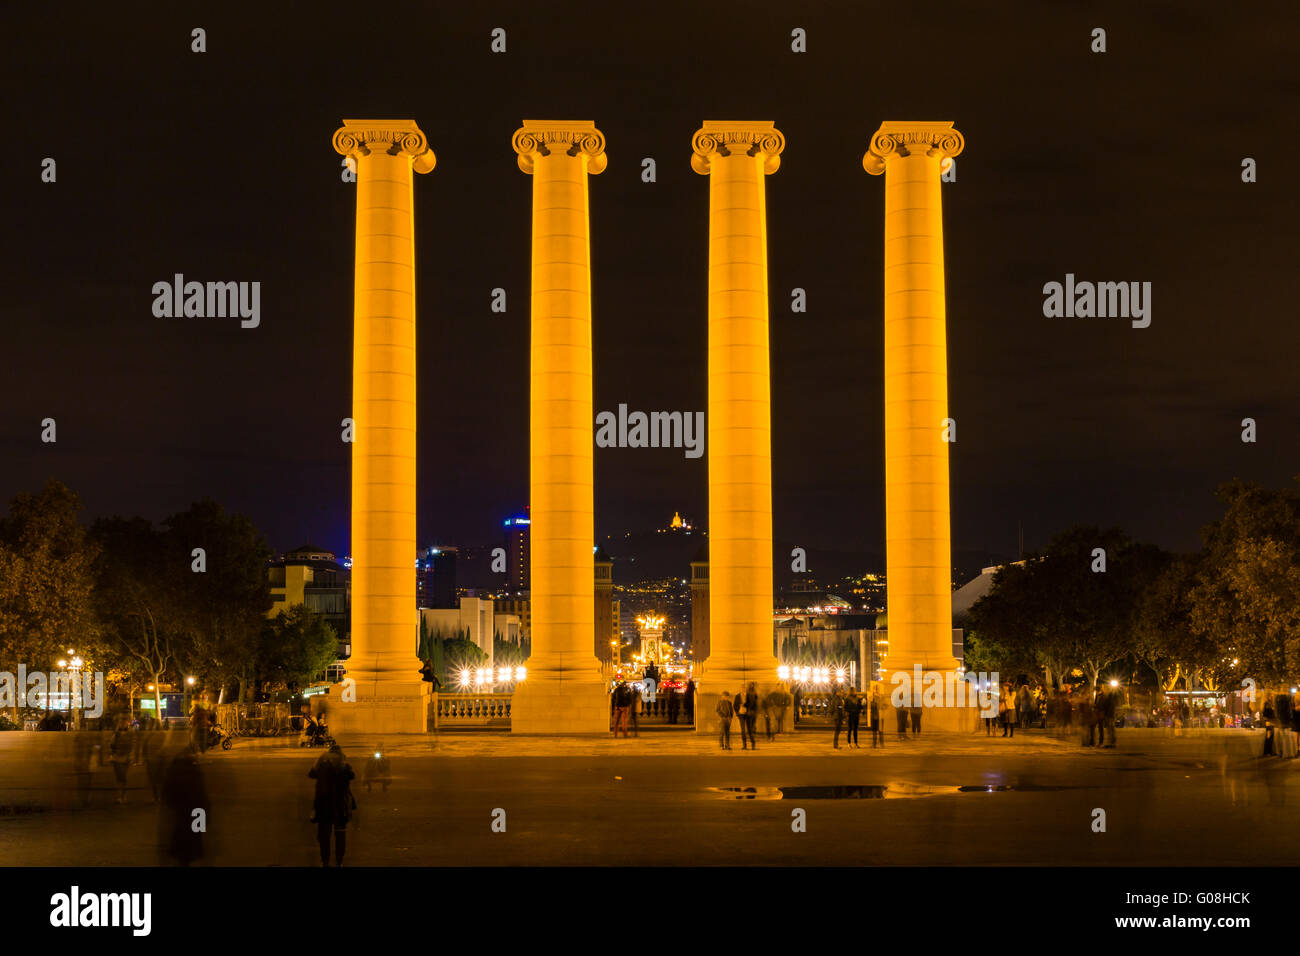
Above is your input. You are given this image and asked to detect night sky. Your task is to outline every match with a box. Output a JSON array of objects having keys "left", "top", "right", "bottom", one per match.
[{"left": 5, "top": 1, "right": 1297, "bottom": 573}]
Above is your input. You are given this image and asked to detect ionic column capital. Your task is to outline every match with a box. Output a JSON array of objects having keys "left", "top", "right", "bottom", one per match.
[
  {"left": 691, "top": 121, "right": 785, "bottom": 175},
  {"left": 863, "top": 121, "right": 964, "bottom": 175},
  {"left": 512, "top": 120, "right": 607, "bottom": 175},
  {"left": 333, "top": 119, "right": 436, "bottom": 173}
]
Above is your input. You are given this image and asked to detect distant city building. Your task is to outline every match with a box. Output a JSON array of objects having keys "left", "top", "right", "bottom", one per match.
[
  {"left": 689, "top": 543, "right": 709, "bottom": 662},
  {"left": 416, "top": 546, "right": 458, "bottom": 609},
  {"left": 267, "top": 544, "right": 350, "bottom": 656},
  {"left": 595, "top": 546, "right": 615, "bottom": 661},
  {"left": 494, "top": 596, "right": 531, "bottom": 642},
  {"left": 504, "top": 514, "right": 530, "bottom": 593},
  {"left": 421, "top": 597, "right": 496, "bottom": 666}
]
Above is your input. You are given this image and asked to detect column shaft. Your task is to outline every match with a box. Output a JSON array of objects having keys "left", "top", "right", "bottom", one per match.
[
  {"left": 707, "top": 152, "right": 776, "bottom": 680},
  {"left": 510, "top": 121, "right": 609, "bottom": 734},
  {"left": 351, "top": 147, "right": 420, "bottom": 689},
  {"left": 691, "top": 122, "right": 784, "bottom": 722},
  {"left": 883, "top": 148, "right": 953, "bottom": 672},
  {"left": 530, "top": 149, "right": 596, "bottom": 670},
  {"left": 331, "top": 119, "right": 435, "bottom": 736},
  {"left": 865, "top": 122, "right": 966, "bottom": 708}
]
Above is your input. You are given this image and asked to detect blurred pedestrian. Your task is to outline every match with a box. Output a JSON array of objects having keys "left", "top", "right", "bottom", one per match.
[
  {"left": 109, "top": 718, "right": 133, "bottom": 803},
  {"left": 159, "top": 745, "right": 208, "bottom": 866},
  {"left": 716, "top": 691, "right": 734, "bottom": 750},
  {"left": 832, "top": 689, "right": 846, "bottom": 749},
  {"left": 308, "top": 744, "right": 355, "bottom": 867},
  {"left": 741, "top": 682, "right": 759, "bottom": 750},
  {"left": 612, "top": 682, "right": 631, "bottom": 738},
  {"left": 869, "top": 690, "right": 884, "bottom": 747},
  {"left": 844, "top": 690, "right": 862, "bottom": 748},
  {"left": 364, "top": 742, "right": 391, "bottom": 793}
]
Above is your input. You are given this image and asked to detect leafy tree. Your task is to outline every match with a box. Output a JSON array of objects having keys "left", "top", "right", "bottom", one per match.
[
  {"left": 1188, "top": 480, "right": 1300, "bottom": 688},
  {"left": 968, "top": 527, "right": 1165, "bottom": 688},
  {"left": 260, "top": 604, "right": 338, "bottom": 690},
  {"left": 91, "top": 516, "right": 178, "bottom": 716},
  {"left": 0, "top": 482, "right": 101, "bottom": 720},
  {"left": 1132, "top": 553, "right": 1200, "bottom": 692},
  {"left": 165, "top": 499, "right": 272, "bottom": 703}
]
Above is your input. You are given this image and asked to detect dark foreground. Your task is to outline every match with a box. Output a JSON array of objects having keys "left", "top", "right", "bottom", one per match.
[{"left": 0, "top": 729, "right": 1293, "bottom": 866}]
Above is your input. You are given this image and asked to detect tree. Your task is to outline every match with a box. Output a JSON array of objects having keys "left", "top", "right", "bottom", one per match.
[
  {"left": 1188, "top": 480, "right": 1300, "bottom": 688},
  {"left": 967, "top": 527, "right": 1164, "bottom": 689},
  {"left": 91, "top": 516, "right": 178, "bottom": 717},
  {"left": 165, "top": 499, "right": 273, "bottom": 703},
  {"left": 0, "top": 482, "right": 100, "bottom": 718},
  {"left": 1132, "top": 553, "right": 1199, "bottom": 693},
  {"left": 260, "top": 604, "right": 338, "bottom": 691}
]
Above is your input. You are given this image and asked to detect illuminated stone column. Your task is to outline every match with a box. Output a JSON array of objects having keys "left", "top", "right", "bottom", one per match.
[
  {"left": 691, "top": 121, "right": 783, "bottom": 732},
  {"left": 509, "top": 120, "right": 610, "bottom": 734},
  {"left": 331, "top": 119, "right": 436, "bottom": 735},
  {"left": 864, "top": 121, "right": 968, "bottom": 725}
]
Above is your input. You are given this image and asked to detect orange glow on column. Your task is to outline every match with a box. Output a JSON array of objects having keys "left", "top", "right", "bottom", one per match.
[
  {"left": 509, "top": 121, "right": 610, "bottom": 733},
  {"left": 692, "top": 121, "right": 783, "bottom": 690},
  {"left": 865, "top": 121, "right": 965, "bottom": 678},
  {"left": 333, "top": 120, "right": 435, "bottom": 701}
]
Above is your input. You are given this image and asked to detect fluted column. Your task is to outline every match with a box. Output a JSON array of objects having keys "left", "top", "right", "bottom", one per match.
[
  {"left": 509, "top": 120, "right": 610, "bottom": 734},
  {"left": 864, "top": 122, "right": 965, "bottom": 704},
  {"left": 691, "top": 121, "right": 783, "bottom": 729},
  {"left": 331, "top": 119, "right": 435, "bottom": 735}
]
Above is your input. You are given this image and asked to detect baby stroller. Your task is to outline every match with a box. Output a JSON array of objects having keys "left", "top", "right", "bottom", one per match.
[{"left": 300, "top": 715, "right": 334, "bottom": 749}]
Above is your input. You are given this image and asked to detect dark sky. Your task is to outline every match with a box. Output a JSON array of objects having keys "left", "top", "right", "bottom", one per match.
[{"left": 4, "top": 0, "right": 1297, "bottom": 570}]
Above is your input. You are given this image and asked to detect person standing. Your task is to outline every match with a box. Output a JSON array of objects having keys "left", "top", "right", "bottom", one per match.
[
  {"left": 1100, "top": 685, "right": 1118, "bottom": 748},
  {"left": 895, "top": 697, "right": 909, "bottom": 739},
  {"left": 308, "top": 744, "right": 355, "bottom": 867},
  {"left": 844, "top": 690, "right": 863, "bottom": 748},
  {"left": 832, "top": 689, "right": 846, "bottom": 749},
  {"left": 668, "top": 688, "right": 681, "bottom": 725},
  {"left": 159, "top": 745, "right": 208, "bottom": 866},
  {"left": 685, "top": 679, "right": 696, "bottom": 725},
  {"left": 716, "top": 691, "right": 734, "bottom": 750},
  {"left": 869, "top": 689, "right": 884, "bottom": 748},
  {"left": 190, "top": 698, "right": 211, "bottom": 755},
  {"left": 109, "top": 718, "right": 133, "bottom": 804},
  {"left": 613, "top": 682, "right": 631, "bottom": 738},
  {"left": 999, "top": 686, "right": 1013, "bottom": 738},
  {"left": 792, "top": 684, "right": 803, "bottom": 726},
  {"left": 742, "top": 682, "right": 760, "bottom": 750},
  {"left": 909, "top": 704, "right": 922, "bottom": 736}
]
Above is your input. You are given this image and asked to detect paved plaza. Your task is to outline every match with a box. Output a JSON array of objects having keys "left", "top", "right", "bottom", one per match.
[{"left": 0, "top": 728, "right": 1293, "bottom": 867}]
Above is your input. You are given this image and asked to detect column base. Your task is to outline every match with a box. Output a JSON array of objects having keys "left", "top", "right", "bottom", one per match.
[
  {"left": 510, "top": 676, "right": 610, "bottom": 735},
  {"left": 327, "top": 681, "right": 430, "bottom": 737}
]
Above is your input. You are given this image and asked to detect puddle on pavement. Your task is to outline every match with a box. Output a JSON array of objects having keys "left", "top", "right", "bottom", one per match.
[{"left": 711, "top": 782, "right": 1086, "bottom": 800}]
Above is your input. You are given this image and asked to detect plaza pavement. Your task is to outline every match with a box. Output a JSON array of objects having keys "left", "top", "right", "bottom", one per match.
[{"left": 1, "top": 726, "right": 1295, "bottom": 867}]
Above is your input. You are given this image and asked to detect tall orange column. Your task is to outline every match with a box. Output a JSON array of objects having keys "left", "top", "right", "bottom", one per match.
[
  {"left": 509, "top": 120, "right": 610, "bottom": 734},
  {"left": 864, "top": 122, "right": 966, "bottom": 722},
  {"left": 330, "top": 119, "right": 435, "bottom": 735},
  {"left": 691, "top": 121, "right": 784, "bottom": 731}
]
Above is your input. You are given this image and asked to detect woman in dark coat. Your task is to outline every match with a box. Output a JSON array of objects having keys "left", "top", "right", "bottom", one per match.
[{"left": 309, "top": 744, "right": 355, "bottom": 866}]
